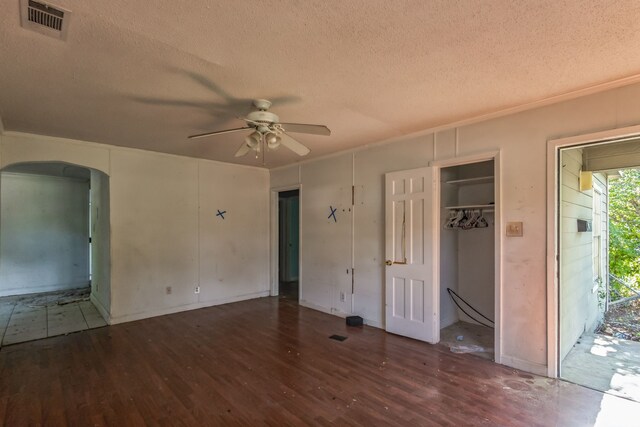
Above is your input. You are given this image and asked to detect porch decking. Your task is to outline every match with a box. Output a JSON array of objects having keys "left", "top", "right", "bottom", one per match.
[{"left": 562, "top": 332, "right": 640, "bottom": 403}]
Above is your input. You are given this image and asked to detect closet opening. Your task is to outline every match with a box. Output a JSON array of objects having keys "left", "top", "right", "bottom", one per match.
[{"left": 439, "top": 159, "right": 496, "bottom": 361}]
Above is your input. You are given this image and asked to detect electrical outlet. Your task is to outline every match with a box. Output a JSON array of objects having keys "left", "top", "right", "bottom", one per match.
[
  {"left": 166, "top": 286, "right": 172, "bottom": 295},
  {"left": 340, "top": 291, "right": 345, "bottom": 302},
  {"left": 195, "top": 286, "right": 200, "bottom": 294}
]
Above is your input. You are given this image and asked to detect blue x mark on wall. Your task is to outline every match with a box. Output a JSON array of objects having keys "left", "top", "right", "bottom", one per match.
[
  {"left": 216, "top": 209, "right": 226, "bottom": 219},
  {"left": 328, "top": 206, "right": 337, "bottom": 222}
]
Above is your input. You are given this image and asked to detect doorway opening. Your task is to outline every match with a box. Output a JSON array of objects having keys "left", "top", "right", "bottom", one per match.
[
  {"left": 0, "top": 162, "right": 110, "bottom": 347},
  {"left": 438, "top": 159, "right": 496, "bottom": 361},
  {"left": 278, "top": 189, "right": 299, "bottom": 302},
  {"left": 557, "top": 139, "right": 640, "bottom": 402}
]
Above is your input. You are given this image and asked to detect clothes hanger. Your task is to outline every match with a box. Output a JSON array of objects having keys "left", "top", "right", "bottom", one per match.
[{"left": 475, "top": 209, "right": 489, "bottom": 228}]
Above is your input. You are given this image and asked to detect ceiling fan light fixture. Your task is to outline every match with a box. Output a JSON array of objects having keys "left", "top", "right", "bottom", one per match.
[
  {"left": 245, "top": 131, "right": 261, "bottom": 149},
  {"left": 265, "top": 132, "right": 281, "bottom": 150},
  {"left": 187, "top": 98, "right": 330, "bottom": 159}
]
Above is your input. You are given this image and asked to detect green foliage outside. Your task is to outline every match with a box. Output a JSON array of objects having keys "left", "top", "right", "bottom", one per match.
[{"left": 609, "top": 169, "right": 640, "bottom": 299}]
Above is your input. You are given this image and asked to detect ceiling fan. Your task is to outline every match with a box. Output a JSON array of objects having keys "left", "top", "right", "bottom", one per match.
[{"left": 188, "top": 99, "right": 331, "bottom": 157}]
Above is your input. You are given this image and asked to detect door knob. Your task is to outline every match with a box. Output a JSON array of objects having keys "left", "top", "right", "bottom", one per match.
[{"left": 385, "top": 260, "right": 393, "bottom": 266}]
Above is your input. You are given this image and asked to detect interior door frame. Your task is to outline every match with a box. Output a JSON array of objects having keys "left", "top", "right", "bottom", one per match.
[
  {"left": 546, "top": 123, "right": 640, "bottom": 378},
  {"left": 270, "top": 184, "right": 302, "bottom": 298},
  {"left": 430, "top": 150, "right": 502, "bottom": 364}
]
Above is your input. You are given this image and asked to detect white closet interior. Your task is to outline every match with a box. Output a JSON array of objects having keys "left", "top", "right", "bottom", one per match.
[{"left": 439, "top": 159, "right": 495, "bottom": 359}]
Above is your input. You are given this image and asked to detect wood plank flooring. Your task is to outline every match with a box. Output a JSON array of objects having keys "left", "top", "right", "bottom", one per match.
[{"left": 1, "top": 296, "right": 639, "bottom": 426}]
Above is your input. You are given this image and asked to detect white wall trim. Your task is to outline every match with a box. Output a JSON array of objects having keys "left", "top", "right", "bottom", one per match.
[
  {"left": 548, "top": 124, "right": 640, "bottom": 148},
  {"left": 2, "top": 131, "right": 267, "bottom": 173},
  {"left": 300, "top": 299, "right": 348, "bottom": 318},
  {"left": 546, "top": 123, "right": 640, "bottom": 378},
  {"left": 269, "top": 185, "right": 301, "bottom": 297},
  {"left": 269, "top": 74, "right": 640, "bottom": 173},
  {"left": 0, "top": 282, "right": 90, "bottom": 298},
  {"left": 90, "top": 291, "right": 111, "bottom": 325},
  {"left": 494, "top": 151, "right": 503, "bottom": 364},
  {"left": 429, "top": 150, "right": 501, "bottom": 168},
  {"left": 110, "top": 291, "right": 270, "bottom": 325},
  {"left": 299, "top": 299, "right": 392, "bottom": 330},
  {"left": 363, "top": 317, "right": 383, "bottom": 329},
  {"left": 501, "top": 355, "right": 547, "bottom": 377},
  {"left": 546, "top": 140, "right": 560, "bottom": 378}
]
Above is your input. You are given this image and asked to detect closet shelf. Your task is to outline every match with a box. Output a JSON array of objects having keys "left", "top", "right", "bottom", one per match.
[
  {"left": 445, "top": 176, "right": 494, "bottom": 186},
  {"left": 445, "top": 204, "right": 495, "bottom": 211}
]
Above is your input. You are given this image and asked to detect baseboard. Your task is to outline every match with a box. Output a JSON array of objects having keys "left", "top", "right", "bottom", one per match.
[
  {"left": 90, "top": 293, "right": 111, "bottom": 325},
  {"left": 363, "top": 318, "right": 383, "bottom": 329},
  {"left": 110, "top": 290, "right": 270, "bottom": 325},
  {"left": 500, "top": 355, "right": 548, "bottom": 377},
  {"left": 299, "top": 299, "right": 348, "bottom": 318},
  {"left": 299, "top": 299, "right": 384, "bottom": 329},
  {"left": 0, "top": 282, "right": 90, "bottom": 298}
]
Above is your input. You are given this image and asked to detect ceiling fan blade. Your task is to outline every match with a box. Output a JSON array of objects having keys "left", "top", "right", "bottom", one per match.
[
  {"left": 234, "top": 142, "right": 252, "bottom": 157},
  {"left": 280, "top": 123, "right": 331, "bottom": 136},
  {"left": 188, "top": 127, "right": 252, "bottom": 140},
  {"left": 280, "top": 133, "right": 310, "bottom": 156}
]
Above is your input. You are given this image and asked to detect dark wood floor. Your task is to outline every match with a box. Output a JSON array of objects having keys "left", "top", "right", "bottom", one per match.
[{"left": 1, "top": 297, "right": 639, "bottom": 426}]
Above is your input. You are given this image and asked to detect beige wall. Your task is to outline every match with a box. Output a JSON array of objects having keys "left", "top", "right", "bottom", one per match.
[
  {"left": 271, "top": 81, "right": 640, "bottom": 375},
  {"left": 0, "top": 132, "right": 270, "bottom": 324}
]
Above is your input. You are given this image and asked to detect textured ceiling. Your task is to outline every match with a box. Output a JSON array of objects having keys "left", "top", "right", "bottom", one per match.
[{"left": 2, "top": 1, "right": 640, "bottom": 168}]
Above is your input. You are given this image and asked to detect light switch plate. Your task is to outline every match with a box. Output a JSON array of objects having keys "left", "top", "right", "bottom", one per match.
[{"left": 506, "top": 221, "right": 523, "bottom": 237}]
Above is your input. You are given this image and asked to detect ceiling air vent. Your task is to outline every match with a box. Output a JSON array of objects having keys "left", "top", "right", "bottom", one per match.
[{"left": 20, "top": 0, "right": 72, "bottom": 40}]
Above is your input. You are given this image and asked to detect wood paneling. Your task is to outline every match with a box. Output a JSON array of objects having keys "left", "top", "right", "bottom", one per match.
[{"left": 1, "top": 297, "right": 638, "bottom": 425}]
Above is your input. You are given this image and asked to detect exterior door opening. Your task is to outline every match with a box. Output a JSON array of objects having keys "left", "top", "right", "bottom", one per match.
[{"left": 558, "top": 139, "right": 640, "bottom": 403}]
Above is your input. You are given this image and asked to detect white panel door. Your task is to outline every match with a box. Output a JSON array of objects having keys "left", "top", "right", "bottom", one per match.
[{"left": 385, "top": 167, "right": 438, "bottom": 343}]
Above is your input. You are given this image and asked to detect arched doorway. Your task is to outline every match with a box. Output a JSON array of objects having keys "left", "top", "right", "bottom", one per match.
[{"left": 0, "top": 161, "right": 111, "bottom": 346}]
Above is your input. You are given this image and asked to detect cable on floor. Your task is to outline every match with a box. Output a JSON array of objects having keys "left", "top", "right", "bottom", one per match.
[{"left": 447, "top": 288, "right": 495, "bottom": 329}]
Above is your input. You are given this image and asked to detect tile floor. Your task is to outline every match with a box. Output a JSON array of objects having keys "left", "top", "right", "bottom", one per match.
[{"left": 0, "top": 287, "right": 107, "bottom": 347}]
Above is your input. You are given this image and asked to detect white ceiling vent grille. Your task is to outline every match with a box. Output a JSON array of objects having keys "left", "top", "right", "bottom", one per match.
[{"left": 20, "top": 0, "right": 72, "bottom": 40}]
